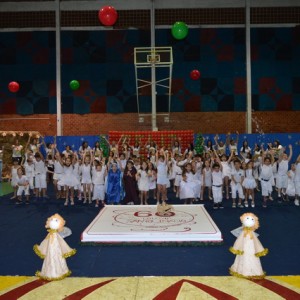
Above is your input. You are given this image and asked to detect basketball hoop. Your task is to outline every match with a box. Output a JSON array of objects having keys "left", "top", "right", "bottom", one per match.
[{"left": 134, "top": 47, "right": 173, "bottom": 121}]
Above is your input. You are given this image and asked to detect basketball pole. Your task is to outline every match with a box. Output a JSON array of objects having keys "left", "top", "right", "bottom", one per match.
[
  {"left": 55, "top": 0, "right": 62, "bottom": 136},
  {"left": 150, "top": 0, "right": 158, "bottom": 131},
  {"left": 245, "top": 0, "right": 252, "bottom": 133}
]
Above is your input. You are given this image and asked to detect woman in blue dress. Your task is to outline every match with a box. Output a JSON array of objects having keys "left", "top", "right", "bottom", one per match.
[{"left": 106, "top": 161, "right": 122, "bottom": 204}]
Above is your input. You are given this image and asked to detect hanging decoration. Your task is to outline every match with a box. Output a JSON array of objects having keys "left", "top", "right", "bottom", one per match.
[
  {"left": 98, "top": 6, "right": 118, "bottom": 26},
  {"left": 190, "top": 70, "right": 201, "bottom": 80},
  {"left": 171, "top": 21, "right": 189, "bottom": 40},
  {"left": 8, "top": 81, "right": 20, "bottom": 93}
]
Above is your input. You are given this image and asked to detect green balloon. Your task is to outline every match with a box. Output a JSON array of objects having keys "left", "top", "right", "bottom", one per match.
[
  {"left": 70, "top": 80, "right": 80, "bottom": 91},
  {"left": 171, "top": 21, "right": 189, "bottom": 40}
]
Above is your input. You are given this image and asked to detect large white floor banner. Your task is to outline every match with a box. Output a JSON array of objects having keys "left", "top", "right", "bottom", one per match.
[{"left": 81, "top": 205, "right": 222, "bottom": 243}]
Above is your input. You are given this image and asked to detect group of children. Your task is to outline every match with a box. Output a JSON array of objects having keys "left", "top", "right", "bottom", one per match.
[{"left": 7, "top": 133, "right": 300, "bottom": 209}]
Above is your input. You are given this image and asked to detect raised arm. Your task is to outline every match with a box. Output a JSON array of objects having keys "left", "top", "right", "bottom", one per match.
[
  {"left": 235, "top": 131, "right": 239, "bottom": 145},
  {"left": 214, "top": 135, "right": 220, "bottom": 147},
  {"left": 41, "top": 136, "right": 47, "bottom": 150},
  {"left": 227, "top": 150, "right": 234, "bottom": 163},
  {"left": 55, "top": 148, "right": 64, "bottom": 166},
  {"left": 117, "top": 135, "right": 123, "bottom": 145},
  {"left": 226, "top": 132, "right": 230, "bottom": 146},
  {"left": 288, "top": 145, "right": 293, "bottom": 162},
  {"left": 25, "top": 135, "right": 31, "bottom": 151}
]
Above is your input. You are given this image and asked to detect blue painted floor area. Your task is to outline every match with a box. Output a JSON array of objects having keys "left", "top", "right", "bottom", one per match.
[{"left": 0, "top": 186, "right": 300, "bottom": 277}]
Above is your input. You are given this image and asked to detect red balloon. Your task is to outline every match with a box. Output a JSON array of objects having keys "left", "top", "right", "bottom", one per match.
[
  {"left": 190, "top": 70, "right": 201, "bottom": 80},
  {"left": 8, "top": 81, "right": 20, "bottom": 93},
  {"left": 98, "top": 6, "right": 118, "bottom": 26}
]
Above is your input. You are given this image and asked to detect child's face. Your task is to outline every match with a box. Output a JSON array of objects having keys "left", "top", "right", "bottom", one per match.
[
  {"left": 142, "top": 162, "right": 147, "bottom": 170},
  {"left": 127, "top": 162, "right": 133, "bottom": 169},
  {"left": 148, "top": 163, "right": 152, "bottom": 169},
  {"left": 186, "top": 164, "right": 192, "bottom": 172},
  {"left": 291, "top": 164, "right": 296, "bottom": 171},
  {"left": 13, "top": 160, "right": 19, "bottom": 165},
  {"left": 214, "top": 167, "right": 220, "bottom": 172},
  {"left": 65, "top": 158, "right": 72, "bottom": 166},
  {"left": 264, "top": 158, "right": 271, "bottom": 165},
  {"left": 234, "top": 162, "right": 241, "bottom": 170},
  {"left": 221, "top": 155, "right": 227, "bottom": 161},
  {"left": 17, "top": 168, "right": 23, "bottom": 176},
  {"left": 205, "top": 160, "right": 210, "bottom": 167},
  {"left": 112, "top": 164, "right": 117, "bottom": 172},
  {"left": 96, "top": 165, "right": 102, "bottom": 171},
  {"left": 84, "top": 157, "right": 90, "bottom": 164}
]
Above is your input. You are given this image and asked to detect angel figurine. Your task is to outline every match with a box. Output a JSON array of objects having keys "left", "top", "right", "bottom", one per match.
[
  {"left": 33, "top": 213, "right": 76, "bottom": 280},
  {"left": 229, "top": 213, "right": 268, "bottom": 279}
]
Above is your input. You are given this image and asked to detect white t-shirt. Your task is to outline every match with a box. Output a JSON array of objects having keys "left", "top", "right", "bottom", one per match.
[{"left": 231, "top": 168, "right": 245, "bottom": 183}]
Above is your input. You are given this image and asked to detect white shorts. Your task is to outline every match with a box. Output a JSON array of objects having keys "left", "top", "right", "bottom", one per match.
[
  {"left": 212, "top": 185, "right": 222, "bottom": 203},
  {"left": 261, "top": 179, "right": 273, "bottom": 196},
  {"left": 276, "top": 175, "right": 288, "bottom": 189},
  {"left": 35, "top": 174, "right": 47, "bottom": 189},
  {"left": 93, "top": 184, "right": 105, "bottom": 200},
  {"left": 231, "top": 182, "right": 245, "bottom": 199},
  {"left": 27, "top": 176, "right": 34, "bottom": 189},
  {"left": 17, "top": 185, "right": 30, "bottom": 196}
]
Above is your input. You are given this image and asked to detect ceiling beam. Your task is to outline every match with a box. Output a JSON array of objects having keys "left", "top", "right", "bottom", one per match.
[{"left": 1, "top": 0, "right": 300, "bottom": 12}]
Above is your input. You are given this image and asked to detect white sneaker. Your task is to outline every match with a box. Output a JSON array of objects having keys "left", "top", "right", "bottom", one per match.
[{"left": 295, "top": 199, "right": 299, "bottom": 206}]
